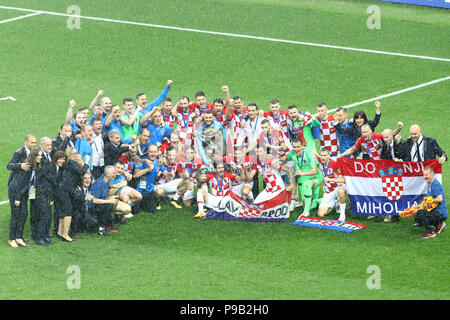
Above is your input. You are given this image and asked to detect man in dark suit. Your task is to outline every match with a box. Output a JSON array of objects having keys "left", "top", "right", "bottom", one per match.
[
  {"left": 381, "top": 128, "right": 407, "bottom": 162},
  {"left": 7, "top": 134, "right": 37, "bottom": 186},
  {"left": 404, "top": 124, "right": 447, "bottom": 164},
  {"left": 380, "top": 128, "right": 407, "bottom": 223},
  {"left": 6, "top": 134, "right": 37, "bottom": 244},
  {"left": 51, "top": 122, "right": 75, "bottom": 156},
  {"left": 104, "top": 129, "right": 132, "bottom": 167}
]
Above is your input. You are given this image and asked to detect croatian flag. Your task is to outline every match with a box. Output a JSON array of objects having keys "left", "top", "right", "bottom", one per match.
[{"left": 337, "top": 158, "right": 442, "bottom": 216}]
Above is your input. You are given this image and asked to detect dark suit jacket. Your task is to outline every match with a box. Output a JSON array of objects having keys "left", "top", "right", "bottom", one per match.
[
  {"left": 7, "top": 146, "right": 28, "bottom": 186},
  {"left": 381, "top": 139, "right": 407, "bottom": 161},
  {"left": 60, "top": 159, "right": 89, "bottom": 193},
  {"left": 51, "top": 135, "right": 74, "bottom": 156},
  {"left": 403, "top": 136, "right": 447, "bottom": 162},
  {"left": 8, "top": 167, "right": 33, "bottom": 201},
  {"left": 104, "top": 141, "right": 131, "bottom": 166}
]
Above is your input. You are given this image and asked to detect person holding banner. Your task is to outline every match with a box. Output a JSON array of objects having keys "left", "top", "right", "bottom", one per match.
[
  {"left": 317, "top": 147, "right": 347, "bottom": 221},
  {"left": 285, "top": 139, "right": 322, "bottom": 218},
  {"left": 413, "top": 167, "right": 447, "bottom": 239},
  {"left": 404, "top": 124, "right": 447, "bottom": 164},
  {"left": 254, "top": 145, "right": 295, "bottom": 204},
  {"left": 337, "top": 124, "right": 384, "bottom": 160},
  {"left": 194, "top": 162, "right": 241, "bottom": 218}
]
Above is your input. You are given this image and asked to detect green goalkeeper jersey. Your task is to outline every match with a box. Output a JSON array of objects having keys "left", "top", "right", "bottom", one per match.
[{"left": 287, "top": 149, "right": 322, "bottom": 184}]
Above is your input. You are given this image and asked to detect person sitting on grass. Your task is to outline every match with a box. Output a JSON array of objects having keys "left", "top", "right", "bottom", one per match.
[
  {"left": 108, "top": 161, "right": 142, "bottom": 219},
  {"left": 412, "top": 166, "right": 447, "bottom": 239},
  {"left": 283, "top": 138, "right": 322, "bottom": 218},
  {"left": 133, "top": 144, "right": 167, "bottom": 213},
  {"left": 89, "top": 165, "right": 120, "bottom": 236},
  {"left": 316, "top": 147, "right": 347, "bottom": 221},
  {"left": 154, "top": 147, "right": 192, "bottom": 210},
  {"left": 194, "top": 162, "right": 240, "bottom": 219}
]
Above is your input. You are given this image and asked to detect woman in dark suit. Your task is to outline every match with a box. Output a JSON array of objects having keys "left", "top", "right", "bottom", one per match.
[
  {"left": 51, "top": 150, "right": 66, "bottom": 236},
  {"left": 8, "top": 147, "right": 42, "bottom": 248},
  {"left": 30, "top": 148, "right": 57, "bottom": 246},
  {"left": 55, "top": 147, "right": 89, "bottom": 242}
]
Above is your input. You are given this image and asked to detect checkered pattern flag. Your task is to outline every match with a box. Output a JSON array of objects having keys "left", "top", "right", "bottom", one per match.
[{"left": 382, "top": 175, "right": 404, "bottom": 201}]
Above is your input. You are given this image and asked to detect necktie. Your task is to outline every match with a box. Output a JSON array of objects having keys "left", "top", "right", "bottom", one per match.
[{"left": 416, "top": 142, "right": 422, "bottom": 162}]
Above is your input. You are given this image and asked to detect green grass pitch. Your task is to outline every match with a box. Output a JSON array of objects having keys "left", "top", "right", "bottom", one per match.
[{"left": 0, "top": 0, "right": 449, "bottom": 300}]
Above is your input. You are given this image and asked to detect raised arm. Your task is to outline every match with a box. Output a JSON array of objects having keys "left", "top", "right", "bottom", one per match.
[{"left": 66, "top": 99, "right": 76, "bottom": 123}]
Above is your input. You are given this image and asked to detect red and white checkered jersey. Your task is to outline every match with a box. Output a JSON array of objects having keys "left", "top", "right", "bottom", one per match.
[
  {"left": 320, "top": 159, "right": 343, "bottom": 193},
  {"left": 176, "top": 110, "right": 195, "bottom": 147},
  {"left": 190, "top": 102, "right": 213, "bottom": 117},
  {"left": 157, "top": 162, "right": 183, "bottom": 185},
  {"left": 179, "top": 158, "right": 203, "bottom": 180},
  {"left": 118, "top": 155, "right": 135, "bottom": 174},
  {"left": 238, "top": 116, "right": 262, "bottom": 150},
  {"left": 206, "top": 172, "right": 237, "bottom": 197},
  {"left": 354, "top": 132, "right": 383, "bottom": 160},
  {"left": 161, "top": 111, "right": 176, "bottom": 128},
  {"left": 223, "top": 155, "right": 257, "bottom": 184},
  {"left": 257, "top": 129, "right": 291, "bottom": 159},
  {"left": 316, "top": 115, "right": 339, "bottom": 155},
  {"left": 256, "top": 158, "right": 284, "bottom": 193},
  {"left": 228, "top": 110, "right": 246, "bottom": 147},
  {"left": 263, "top": 110, "right": 289, "bottom": 135},
  {"left": 214, "top": 113, "right": 230, "bottom": 128}
]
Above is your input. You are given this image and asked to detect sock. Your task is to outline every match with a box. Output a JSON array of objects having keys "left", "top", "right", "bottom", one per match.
[
  {"left": 302, "top": 196, "right": 312, "bottom": 216},
  {"left": 339, "top": 203, "right": 346, "bottom": 220},
  {"left": 173, "top": 192, "right": 182, "bottom": 201},
  {"left": 198, "top": 202, "right": 204, "bottom": 213}
]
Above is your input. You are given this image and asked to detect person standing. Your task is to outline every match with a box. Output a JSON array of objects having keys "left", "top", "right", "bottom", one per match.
[
  {"left": 7, "top": 147, "right": 41, "bottom": 248},
  {"left": 404, "top": 124, "right": 447, "bottom": 164},
  {"left": 7, "top": 134, "right": 37, "bottom": 187},
  {"left": 56, "top": 147, "right": 89, "bottom": 242}
]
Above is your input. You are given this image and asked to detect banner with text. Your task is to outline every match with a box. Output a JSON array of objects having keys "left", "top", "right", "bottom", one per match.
[
  {"left": 206, "top": 190, "right": 291, "bottom": 222},
  {"left": 337, "top": 158, "right": 442, "bottom": 216}
]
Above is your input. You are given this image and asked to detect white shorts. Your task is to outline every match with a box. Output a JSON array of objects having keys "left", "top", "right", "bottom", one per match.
[
  {"left": 120, "top": 186, "right": 133, "bottom": 196},
  {"left": 155, "top": 178, "right": 183, "bottom": 194},
  {"left": 319, "top": 189, "right": 339, "bottom": 209},
  {"left": 197, "top": 191, "right": 224, "bottom": 209}
]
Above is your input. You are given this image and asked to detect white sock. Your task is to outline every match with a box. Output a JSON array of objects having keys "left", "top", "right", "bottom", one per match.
[{"left": 339, "top": 203, "right": 346, "bottom": 220}]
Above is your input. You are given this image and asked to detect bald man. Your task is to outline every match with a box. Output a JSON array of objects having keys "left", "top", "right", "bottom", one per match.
[
  {"left": 7, "top": 134, "right": 37, "bottom": 186},
  {"left": 404, "top": 125, "right": 446, "bottom": 164},
  {"left": 381, "top": 128, "right": 406, "bottom": 162},
  {"left": 133, "top": 144, "right": 167, "bottom": 213}
]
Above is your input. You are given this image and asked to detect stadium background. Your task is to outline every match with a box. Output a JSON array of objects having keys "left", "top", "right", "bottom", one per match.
[{"left": 0, "top": 0, "right": 449, "bottom": 300}]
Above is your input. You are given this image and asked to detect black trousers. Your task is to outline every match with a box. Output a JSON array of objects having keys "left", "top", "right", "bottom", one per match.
[
  {"left": 92, "top": 203, "right": 115, "bottom": 228},
  {"left": 414, "top": 209, "right": 446, "bottom": 233},
  {"left": 135, "top": 191, "right": 156, "bottom": 213},
  {"left": 8, "top": 191, "right": 28, "bottom": 241},
  {"left": 30, "top": 197, "right": 52, "bottom": 241}
]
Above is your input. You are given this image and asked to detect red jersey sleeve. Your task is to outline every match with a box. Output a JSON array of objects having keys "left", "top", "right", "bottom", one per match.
[
  {"left": 206, "top": 173, "right": 215, "bottom": 181},
  {"left": 354, "top": 136, "right": 364, "bottom": 149},
  {"left": 224, "top": 172, "right": 237, "bottom": 181}
]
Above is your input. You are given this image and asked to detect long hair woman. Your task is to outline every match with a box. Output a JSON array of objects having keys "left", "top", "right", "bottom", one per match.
[
  {"left": 51, "top": 151, "right": 66, "bottom": 236},
  {"left": 55, "top": 147, "right": 89, "bottom": 242}
]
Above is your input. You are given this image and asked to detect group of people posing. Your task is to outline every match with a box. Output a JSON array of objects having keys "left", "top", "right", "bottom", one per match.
[{"left": 6, "top": 80, "right": 449, "bottom": 247}]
